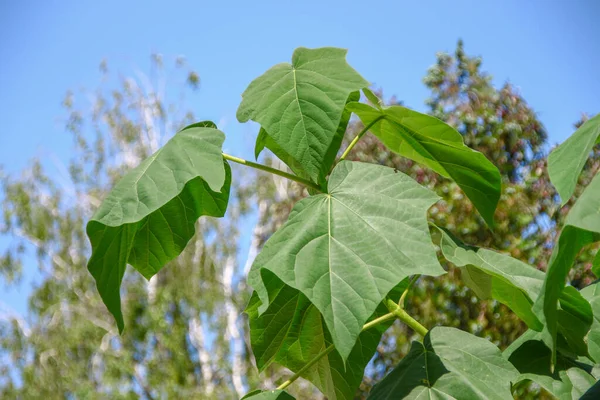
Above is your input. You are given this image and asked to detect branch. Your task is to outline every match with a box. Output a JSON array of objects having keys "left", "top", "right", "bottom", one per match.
[
  {"left": 339, "top": 115, "right": 384, "bottom": 161},
  {"left": 222, "top": 153, "right": 321, "bottom": 192},
  {"left": 384, "top": 297, "right": 429, "bottom": 337}
]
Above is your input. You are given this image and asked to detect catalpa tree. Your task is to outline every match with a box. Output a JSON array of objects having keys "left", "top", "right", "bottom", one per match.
[{"left": 85, "top": 47, "right": 600, "bottom": 399}]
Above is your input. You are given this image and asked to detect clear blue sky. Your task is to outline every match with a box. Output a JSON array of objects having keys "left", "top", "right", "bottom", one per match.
[{"left": 1, "top": 0, "right": 599, "bottom": 314}]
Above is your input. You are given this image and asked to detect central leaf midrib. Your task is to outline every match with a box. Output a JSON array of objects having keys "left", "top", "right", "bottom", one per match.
[{"left": 292, "top": 67, "right": 311, "bottom": 169}]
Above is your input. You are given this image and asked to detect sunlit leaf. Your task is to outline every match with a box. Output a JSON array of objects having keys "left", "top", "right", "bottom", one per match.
[
  {"left": 237, "top": 47, "right": 368, "bottom": 184},
  {"left": 255, "top": 91, "right": 360, "bottom": 190},
  {"left": 86, "top": 124, "right": 230, "bottom": 332},
  {"left": 368, "top": 327, "right": 518, "bottom": 399},
  {"left": 249, "top": 161, "right": 444, "bottom": 361},
  {"left": 347, "top": 101, "right": 501, "bottom": 227},
  {"left": 548, "top": 113, "right": 600, "bottom": 205}
]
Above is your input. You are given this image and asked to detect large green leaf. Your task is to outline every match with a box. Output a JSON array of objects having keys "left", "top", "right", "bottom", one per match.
[
  {"left": 247, "top": 272, "right": 408, "bottom": 400},
  {"left": 347, "top": 101, "right": 501, "bottom": 227},
  {"left": 503, "top": 330, "right": 596, "bottom": 399},
  {"left": 249, "top": 161, "right": 444, "bottom": 361},
  {"left": 435, "top": 226, "right": 544, "bottom": 329},
  {"left": 368, "top": 327, "right": 518, "bottom": 399},
  {"left": 548, "top": 114, "right": 600, "bottom": 205},
  {"left": 533, "top": 172, "right": 600, "bottom": 364},
  {"left": 86, "top": 124, "right": 230, "bottom": 332},
  {"left": 237, "top": 47, "right": 368, "bottom": 184}
]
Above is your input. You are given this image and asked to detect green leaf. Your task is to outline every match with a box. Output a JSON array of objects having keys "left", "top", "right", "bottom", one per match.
[
  {"left": 503, "top": 330, "right": 595, "bottom": 399},
  {"left": 557, "top": 286, "right": 593, "bottom": 358},
  {"left": 86, "top": 124, "right": 230, "bottom": 332},
  {"left": 237, "top": 47, "right": 369, "bottom": 183},
  {"left": 435, "top": 225, "right": 544, "bottom": 329},
  {"left": 368, "top": 327, "right": 518, "bottom": 399},
  {"left": 548, "top": 114, "right": 600, "bottom": 205},
  {"left": 249, "top": 161, "right": 444, "bottom": 361},
  {"left": 255, "top": 91, "right": 360, "bottom": 190},
  {"left": 241, "top": 390, "right": 295, "bottom": 400},
  {"left": 246, "top": 272, "right": 408, "bottom": 400},
  {"left": 533, "top": 172, "right": 600, "bottom": 364},
  {"left": 254, "top": 128, "right": 307, "bottom": 178},
  {"left": 581, "top": 282, "right": 600, "bottom": 362},
  {"left": 347, "top": 102, "right": 501, "bottom": 227}
]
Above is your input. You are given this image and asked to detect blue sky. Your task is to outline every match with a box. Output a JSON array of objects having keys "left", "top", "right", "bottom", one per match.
[{"left": 1, "top": 0, "right": 599, "bottom": 315}]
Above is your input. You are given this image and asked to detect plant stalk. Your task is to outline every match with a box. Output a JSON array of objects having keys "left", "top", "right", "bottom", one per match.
[
  {"left": 222, "top": 153, "right": 321, "bottom": 192},
  {"left": 384, "top": 297, "right": 429, "bottom": 337},
  {"left": 339, "top": 115, "right": 385, "bottom": 161}
]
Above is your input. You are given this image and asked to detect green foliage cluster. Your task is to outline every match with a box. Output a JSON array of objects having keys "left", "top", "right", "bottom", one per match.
[{"left": 83, "top": 46, "right": 600, "bottom": 399}]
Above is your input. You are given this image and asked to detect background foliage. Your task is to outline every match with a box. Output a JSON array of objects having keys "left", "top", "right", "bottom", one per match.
[{"left": 0, "top": 42, "right": 597, "bottom": 399}]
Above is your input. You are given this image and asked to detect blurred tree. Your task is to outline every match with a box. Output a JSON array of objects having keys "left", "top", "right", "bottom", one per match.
[{"left": 0, "top": 56, "right": 262, "bottom": 399}]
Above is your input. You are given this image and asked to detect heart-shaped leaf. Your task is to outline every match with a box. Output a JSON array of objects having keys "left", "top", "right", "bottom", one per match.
[
  {"left": 548, "top": 113, "right": 600, "bottom": 205},
  {"left": 368, "top": 327, "right": 518, "bottom": 399},
  {"left": 247, "top": 272, "right": 408, "bottom": 400},
  {"left": 435, "top": 225, "right": 544, "bottom": 329},
  {"left": 347, "top": 101, "right": 501, "bottom": 227},
  {"left": 86, "top": 123, "right": 230, "bottom": 332},
  {"left": 237, "top": 47, "right": 368, "bottom": 184},
  {"left": 533, "top": 172, "right": 600, "bottom": 364},
  {"left": 249, "top": 161, "right": 444, "bottom": 361}
]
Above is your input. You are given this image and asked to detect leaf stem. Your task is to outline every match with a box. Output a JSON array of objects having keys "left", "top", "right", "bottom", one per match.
[
  {"left": 276, "top": 345, "right": 335, "bottom": 391},
  {"left": 276, "top": 309, "right": 397, "bottom": 391},
  {"left": 222, "top": 153, "right": 321, "bottom": 192},
  {"left": 384, "top": 297, "right": 429, "bottom": 337},
  {"left": 339, "top": 115, "right": 385, "bottom": 161},
  {"left": 399, "top": 275, "right": 420, "bottom": 307}
]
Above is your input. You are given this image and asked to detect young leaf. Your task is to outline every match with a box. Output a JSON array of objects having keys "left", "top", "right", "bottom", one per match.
[
  {"left": 435, "top": 225, "right": 544, "bottom": 329},
  {"left": 503, "top": 330, "right": 596, "bottom": 399},
  {"left": 347, "top": 101, "right": 501, "bottom": 227},
  {"left": 241, "top": 390, "right": 295, "bottom": 400},
  {"left": 533, "top": 172, "right": 600, "bottom": 364},
  {"left": 86, "top": 124, "right": 230, "bottom": 332},
  {"left": 548, "top": 113, "right": 600, "bottom": 205},
  {"left": 368, "top": 327, "right": 518, "bottom": 399},
  {"left": 237, "top": 47, "right": 368, "bottom": 183},
  {"left": 249, "top": 161, "right": 444, "bottom": 361},
  {"left": 246, "top": 272, "right": 408, "bottom": 400}
]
